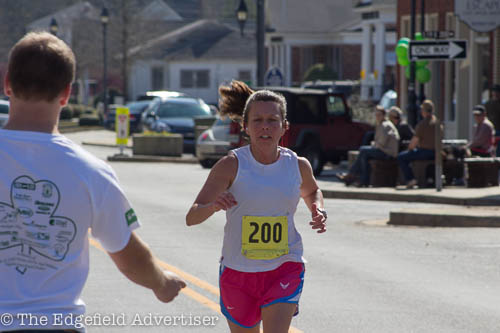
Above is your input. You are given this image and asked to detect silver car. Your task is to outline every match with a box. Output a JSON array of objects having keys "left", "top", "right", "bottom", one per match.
[
  {"left": 0, "top": 100, "right": 9, "bottom": 128},
  {"left": 195, "top": 117, "right": 246, "bottom": 168}
]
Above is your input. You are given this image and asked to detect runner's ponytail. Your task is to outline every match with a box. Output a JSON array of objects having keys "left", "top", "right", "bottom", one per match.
[{"left": 218, "top": 80, "right": 254, "bottom": 123}]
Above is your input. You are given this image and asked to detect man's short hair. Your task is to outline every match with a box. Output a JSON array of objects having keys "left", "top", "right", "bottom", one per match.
[
  {"left": 375, "top": 105, "right": 386, "bottom": 115},
  {"left": 420, "top": 99, "right": 434, "bottom": 114},
  {"left": 7, "top": 31, "right": 75, "bottom": 102},
  {"left": 389, "top": 106, "right": 402, "bottom": 119}
]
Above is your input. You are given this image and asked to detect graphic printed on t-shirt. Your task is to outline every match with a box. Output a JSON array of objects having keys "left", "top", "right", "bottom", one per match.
[
  {"left": 125, "top": 208, "right": 137, "bottom": 226},
  {"left": 0, "top": 175, "right": 77, "bottom": 274},
  {"left": 241, "top": 216, "right": 289, "bottom": 260}
]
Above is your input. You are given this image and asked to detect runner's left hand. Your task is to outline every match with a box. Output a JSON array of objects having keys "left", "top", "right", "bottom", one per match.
[{"left": 309, "top": 202, "right": 326, "bottom": 233}]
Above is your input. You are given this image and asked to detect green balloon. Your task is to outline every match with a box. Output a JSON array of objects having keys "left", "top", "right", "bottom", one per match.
[
  {"left": 398, "top": 37, "right": 410, "bottom": 46},
  {"left": 416, "top": 67, "right": 431, "bottom": 83},
  {"left": 416, "top": 60, "right": 429, "bottom": 68},
  {"left": 405, "top": 66, "right": 411, "bottom": 79},
  {"left": 415, "top": 32, "right": 424, "bottom": 41},
  {"left": 395, "top": 43, "right": 408, "bottom": 58},
  {"left": 398, "top": 56, "right": 410, "bottom": 67}
]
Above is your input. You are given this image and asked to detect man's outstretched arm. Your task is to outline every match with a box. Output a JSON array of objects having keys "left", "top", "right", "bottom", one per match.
[{"left": 108, "top": 232, "right": 186, "bottom": 303}]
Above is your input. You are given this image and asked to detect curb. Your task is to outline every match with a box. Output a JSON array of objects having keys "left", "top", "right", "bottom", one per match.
[
  {"left": 82, "top": 141, "right": 132, "bottom": 149},
  {"left": 59, "top": 126, "right": 103, "bottom": 134},
  {"left": 321, "top": 189, "right": 500, "bottom": 206},
  {"left": 107, "top": 154, "right": 198, "bottom": 164},
  {"left": 389, "top": 208, "right": 500, "bottom": 227}
]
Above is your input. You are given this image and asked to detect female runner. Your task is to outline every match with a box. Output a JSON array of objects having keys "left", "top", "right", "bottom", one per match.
[{"left": 186, "top": 80, "right": 327, "bottom": 333}]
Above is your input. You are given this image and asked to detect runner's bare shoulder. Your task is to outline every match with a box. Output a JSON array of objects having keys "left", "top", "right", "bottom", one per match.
[{"left": 211, "top": 153, "right": 238, "bottom": 182}]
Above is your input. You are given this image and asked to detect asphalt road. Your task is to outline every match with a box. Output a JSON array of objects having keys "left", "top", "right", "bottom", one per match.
[{"left": 64, "top": 131, "right": 500, "bottom": 333}]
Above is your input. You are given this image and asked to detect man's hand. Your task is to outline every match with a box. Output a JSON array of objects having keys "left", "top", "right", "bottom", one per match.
[
  {"left": 153, "top": 271, "right": 187, "bottom": 303},
  {"left": 309, "top": 202, "right": 327, "bottom": 234}
]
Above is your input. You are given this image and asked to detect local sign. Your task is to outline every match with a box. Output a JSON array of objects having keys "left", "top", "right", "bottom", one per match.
[
  {"left": 422, "top": 30, "right": 455, "bottom": 39},
  {"left": 115, "top": 107, "right": 129, "bottom": 146},
  {"left": 264, "top": 66, "right": 284, "bottom": 86},
  {"left": 409, "top": 40, "right": 467, "bottom": 61},
  {"left": 455, "top": 0, "right": 500, "bottom": 32}
]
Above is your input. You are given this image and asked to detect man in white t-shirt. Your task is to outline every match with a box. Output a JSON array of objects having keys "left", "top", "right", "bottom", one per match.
[{"left": 0, "top": 32, "right": 185, "bottom": 332}]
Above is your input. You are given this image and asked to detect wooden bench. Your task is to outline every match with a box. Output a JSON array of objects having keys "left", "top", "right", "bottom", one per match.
[
  {"left": 411, "top": 160, "right": 435, "bottom": 188},
  {"left": 411, "top": 159, "right": 465, "bottom": 188},
  {"left": 464, "top": 158, "right": 500, "bottom": 187},
  {"left": 369, "top": 159, "right": 399, "bottom": 187}
]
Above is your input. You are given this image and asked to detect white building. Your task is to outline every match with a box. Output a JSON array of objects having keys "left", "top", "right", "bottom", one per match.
[
  {"left": 354, "top": 0, "right": 397, "bottom": 101},
  {"left": 128, "top": 19, "right": 256, "bottom": 104}
]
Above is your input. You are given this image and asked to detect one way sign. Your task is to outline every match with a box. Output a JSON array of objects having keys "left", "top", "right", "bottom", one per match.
[{"left": 409, "top": 40, "right": 467, "bottom": 61}]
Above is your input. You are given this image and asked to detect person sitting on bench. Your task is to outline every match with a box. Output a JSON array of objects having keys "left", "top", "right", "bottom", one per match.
[
  {"left": 338, "top": 106, "right": 399, "bottom": 187},
  {"left": 397, "top": 100, "right": 443, "bottom": 189},
  {"left": 467, "top": 104, "right": 496, "bottom": 157},
  {"left": 388, "top": 106, "right": 414, "bottom": 151}
]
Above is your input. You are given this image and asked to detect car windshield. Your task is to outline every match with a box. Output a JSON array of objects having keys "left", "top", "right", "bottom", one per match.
[
  {"left": 0, "top": 103, "right": 9, "bottom": 114},
  {"left": 126, "top": 101, "right": 151, "bottom": 113},
  {"left": 157, "top": 100, "right": 210, "bottom": 118}
]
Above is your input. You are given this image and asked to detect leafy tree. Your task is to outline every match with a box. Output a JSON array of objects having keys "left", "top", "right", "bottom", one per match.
[{"left": 303, "top": 63, "right": 337, "bottom": 82}]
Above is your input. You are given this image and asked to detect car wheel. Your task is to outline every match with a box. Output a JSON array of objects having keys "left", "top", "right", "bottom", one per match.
[
  {"left": 199, "top": 159, "right": 216, "bottom": 169},
  {"left": 302, "top": 144, "right": 323, "bottom": 176}
]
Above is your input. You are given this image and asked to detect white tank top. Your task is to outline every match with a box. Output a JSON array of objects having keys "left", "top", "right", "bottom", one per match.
[{"left": 221, "top": 145, "right": 305, "bottom": 272}]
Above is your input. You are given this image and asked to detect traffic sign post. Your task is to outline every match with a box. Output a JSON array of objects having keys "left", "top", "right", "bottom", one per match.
[
  {"left": 409, "top": 40, "right": 467, "bottom": 61},
  {"left": 115, "top": 107, "right": 129, "bottom": 155},
  {"left": 264, "top": 66, "right": 284, "bottom": 86}
]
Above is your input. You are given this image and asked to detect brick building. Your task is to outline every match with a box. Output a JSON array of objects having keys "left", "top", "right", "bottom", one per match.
[{"left": 397, "top": 1, "right": 500, "bottom": 139}]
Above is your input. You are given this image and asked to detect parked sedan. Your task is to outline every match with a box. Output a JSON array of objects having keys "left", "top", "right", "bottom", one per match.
[
  {"left": 142, "top": 97, "right": 213, "bottom": 153},
  {"left": 0, "top": 100, "right": 10, "bottom": 128},
  {"left": 196, "top": 116, "right": 246, "bottom": 168},
  {"left": 104, "top": 100, "right": 155, "bottom": 133}
]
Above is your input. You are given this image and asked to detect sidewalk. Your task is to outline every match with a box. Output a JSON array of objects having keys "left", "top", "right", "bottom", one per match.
[
  {"left": 84, "top": 135, "right": 500, "bottom": 207},
  {"left": 317, "top": 176, "right": 500, "bottom": 206},
  {"left": 80, "top": 132, "right": 500, "bottom": 227}
]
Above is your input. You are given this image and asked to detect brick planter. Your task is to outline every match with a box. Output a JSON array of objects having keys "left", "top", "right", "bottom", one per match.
[{"left": 132, "top": 134, "right": 183, "bottom": 157}]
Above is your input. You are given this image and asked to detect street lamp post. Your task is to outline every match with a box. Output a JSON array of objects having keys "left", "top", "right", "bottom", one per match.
[
  {"left": 236, "top": 0, "right": 248, "bottom": 37},
  {"left": 236, "top": 0, "right": 266, "bottom": 87},
  {"left": 101, "top": 7, "right": 109, "bottom": 117},
  {"left": 49, "top": 18, "right": 58, "bottom": 36}
]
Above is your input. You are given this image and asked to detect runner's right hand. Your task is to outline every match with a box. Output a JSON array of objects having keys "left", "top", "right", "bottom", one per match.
[
  {"left": 213, "top": 191, "right": 238, "bottom": 212},
  {"left": 153, "top": 271, "right": 186, "bottom": 303}
]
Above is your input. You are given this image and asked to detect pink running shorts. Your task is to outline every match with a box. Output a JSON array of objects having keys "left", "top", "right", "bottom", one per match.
[{"left": 219, "top": 261, "right": 305, "bottom": 328}]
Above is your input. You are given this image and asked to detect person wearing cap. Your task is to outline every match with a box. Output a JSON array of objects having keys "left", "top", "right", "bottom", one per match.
[
  {"left": 397, "top": 100, "right": 443, "bottom": 188},
  {"left": 485, "top": 84, "right": 500, "bottom": 130},
  {"left": 485, "top": 84, "right": 500, "bottom": 156},
  {"left": 467, "top": 105, "right": 495, "bottom": 157},
  {"left": 388, "top": 106, "right": 414, "bottom": 151},
  {"left": 337, "top": 105, "right": 400, "bottom": 187}
]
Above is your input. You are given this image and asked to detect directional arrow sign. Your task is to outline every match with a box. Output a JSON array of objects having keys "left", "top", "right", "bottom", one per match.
[{"left": 409, "top": 40, "right": 467, "bottom": 61}]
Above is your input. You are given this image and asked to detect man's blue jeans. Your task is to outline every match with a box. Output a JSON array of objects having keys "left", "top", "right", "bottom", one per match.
[
  {"left": 397, "top": 148, "right": 435, "bottom": 182},
  {"left": 496, "top": 130, "right": 500, "bottom": 157},
  {"left": 350, "top": 146, "right": 391, "bottom": 185}
]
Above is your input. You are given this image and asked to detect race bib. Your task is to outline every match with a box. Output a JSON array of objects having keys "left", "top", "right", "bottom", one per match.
[{"left": 241, "top": 216, "right": 288, "bottom": 260}]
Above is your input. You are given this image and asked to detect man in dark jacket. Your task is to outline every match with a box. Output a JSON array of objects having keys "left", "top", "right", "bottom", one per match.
[{"left": 388, "top": 106, "right": 414, "bottom": 151}]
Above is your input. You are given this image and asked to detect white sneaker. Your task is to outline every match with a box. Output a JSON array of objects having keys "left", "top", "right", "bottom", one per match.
[{"left": 406, "top": 179, "right": 417, "bottom": 189}]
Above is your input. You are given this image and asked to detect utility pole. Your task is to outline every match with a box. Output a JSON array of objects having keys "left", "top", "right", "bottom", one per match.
[
  {"left": 407, "top": 0, "right": 418, "bottom": 127},
  {"left": 256, "top": 0, "right": 265, "bottom": 86},
  {"left": 419, "top": 0, "right": 426, "bottom": 104}
]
